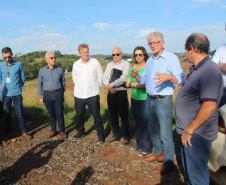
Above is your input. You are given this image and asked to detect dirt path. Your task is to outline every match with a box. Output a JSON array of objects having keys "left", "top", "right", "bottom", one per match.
[{"left": 0, "top": 127, "right": 186, "bottom": 185}]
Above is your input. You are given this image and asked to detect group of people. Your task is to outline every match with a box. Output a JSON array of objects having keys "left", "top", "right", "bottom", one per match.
[{"left": 0, "top": 31, "right": 225, "bottom": 185}]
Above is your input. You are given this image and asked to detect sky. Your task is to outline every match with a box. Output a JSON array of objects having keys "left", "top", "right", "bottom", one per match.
[{"left": 0, "top": 0, "right": 226, "bottom": 57}]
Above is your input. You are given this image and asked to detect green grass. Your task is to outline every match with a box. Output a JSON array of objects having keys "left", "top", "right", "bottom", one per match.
[{"left": 0, "top": 74, "right": 177, "bottom": 138}]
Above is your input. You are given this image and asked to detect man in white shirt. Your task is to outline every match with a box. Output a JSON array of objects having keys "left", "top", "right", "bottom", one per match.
[
  {"left": 103, "top": 47, "right": 130, "bottom": 144},
  {"left": 212, "top": 44, "right": 226, "bottom": 107},
  {"left": 72, "top": 44, "right": 104, "bottom": 143}
]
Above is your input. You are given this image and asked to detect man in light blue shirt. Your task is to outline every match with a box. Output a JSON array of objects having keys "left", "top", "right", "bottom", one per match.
[
  {"left": 0, "top": 47, "right": 31, "bottom": 140},
  {"left": 131, "top": 32, "right": 184, "bottom": 174}
]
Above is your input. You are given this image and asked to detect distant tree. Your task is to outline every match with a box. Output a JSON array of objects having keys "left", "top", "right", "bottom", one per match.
[{"left": 54, "top": 50, "right": 62, "bottom": 57}]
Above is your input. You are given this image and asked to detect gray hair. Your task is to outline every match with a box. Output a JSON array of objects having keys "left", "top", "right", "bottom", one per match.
[
  {"left": 147, "top": 32, "right": 164, "bottom": 42},
  {"left": 45, "top": 52, "right": 55, "bottom": 59}
]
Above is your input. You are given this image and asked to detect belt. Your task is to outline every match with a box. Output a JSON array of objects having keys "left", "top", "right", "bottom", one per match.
[
  {"left": 44, "top": 89, "right": 62, "bottom": 94},
  {"left": 148, "top": 95, "right": 165, "bottom": 99}
]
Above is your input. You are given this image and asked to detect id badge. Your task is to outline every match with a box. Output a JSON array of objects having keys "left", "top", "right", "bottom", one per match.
[{"left": 6, "top": 77, "right": 10, "bottom": 83}]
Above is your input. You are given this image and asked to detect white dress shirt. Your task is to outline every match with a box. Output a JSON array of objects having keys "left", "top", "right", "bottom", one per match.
[
  {"left": 103, "top": 59, "right": 130, "bottom": 91},
  {"left": 72, "top": 58, "right": 103, "bottom": 99},
  {"left": 212, "top": 44, "right": 226, "bottom": 87}
]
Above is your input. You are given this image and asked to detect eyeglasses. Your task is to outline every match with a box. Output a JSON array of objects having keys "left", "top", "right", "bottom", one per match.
[
  {"left": 135, "top": 54, "right": 144, "bottom": 57},
  {"left": 3, "top": 56, "right": 12, "bottom": 59},
  {"left": 148, "top": 41, "right": 161, "bottom": 46},
  {"left": 112, "top": 53, "right": 120, "bottom": 57},
  {"left": 48, "top": 57, "right": 57, "bottom": 60}
]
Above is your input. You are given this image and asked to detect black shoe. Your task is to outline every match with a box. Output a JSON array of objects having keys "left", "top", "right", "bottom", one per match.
[
  {"left": 74, "top": 132, "right": 85, "bottom": 138},
  {"left": 97, "top": 135, "right": 105, "bottom": 143}
]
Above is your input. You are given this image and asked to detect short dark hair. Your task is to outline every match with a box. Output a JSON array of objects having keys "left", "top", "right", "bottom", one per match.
[
  {"left": 133, "top": 46, "right": 149, "bottom": 64},
  {"left": 185, "top": 33, "right": 210, "bottom": 54},
  {"left": 2, "top": 47, "right": 12, "bottom": 54}
]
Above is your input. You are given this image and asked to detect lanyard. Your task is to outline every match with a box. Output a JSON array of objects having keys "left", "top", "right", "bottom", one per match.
[{"left": 5, "top": 61, "right": 13, "bottom": 77}]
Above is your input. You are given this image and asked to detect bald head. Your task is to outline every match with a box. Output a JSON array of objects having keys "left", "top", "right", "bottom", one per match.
[
  {"left": 45, "top": 52, "right": 56, "bottom": 69},
  {"left": 185, "top": 33, "right": 210, "bottom": 54},
  {"left": 112, "top": 47, "right": 123, "bottom": 63}
]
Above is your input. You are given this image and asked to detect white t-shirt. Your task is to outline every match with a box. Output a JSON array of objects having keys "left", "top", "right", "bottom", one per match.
[{"left": 212, "top": 44, "right": 226, "bottom": 87}]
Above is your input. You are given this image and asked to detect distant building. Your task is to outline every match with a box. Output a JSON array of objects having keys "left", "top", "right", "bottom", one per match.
[{"left": 127, "top": 59, "right": 132, "bottom": 62}]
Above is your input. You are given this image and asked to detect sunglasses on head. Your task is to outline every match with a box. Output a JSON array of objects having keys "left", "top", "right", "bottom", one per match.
[
  {"left": 112, "top": 53, "right": 120, "bottom": 57},
  {"left": 135, "top": 54, "right": 143, "bottom": 57}
]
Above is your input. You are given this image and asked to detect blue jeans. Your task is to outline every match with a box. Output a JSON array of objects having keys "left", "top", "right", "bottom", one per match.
[
  {"left": 181, "top": 134, "right": 212, "bottom": 185},
  {"left": 2, "top": 94, "right": 28, "bottom": 134},
  {"left": 131, "top": 98, "right": 152, "bottom": 153},
  {"left": 43, "top": 91, "right": 65, "bottom": 133},
  {"left": 146, "top": 95, "right": 175, "bottom": 167},
  {"left": 74, "top": 95, "right": 104, "bottom": 136}
]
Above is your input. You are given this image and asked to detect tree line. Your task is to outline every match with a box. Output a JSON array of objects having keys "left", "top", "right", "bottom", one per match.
[{"left": 0, "top": 50, "right": 80, "bottom": 80}]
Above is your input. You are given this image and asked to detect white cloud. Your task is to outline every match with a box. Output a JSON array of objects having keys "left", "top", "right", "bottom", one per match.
[
  {"left": 68, "top": 51, "right": 76, "bottom": 54},
  {"left": 36, "top": 25, "right": 51, "bottom": 29},
  {"left": 115, "top": 23, "right": 136, "bottom": 32},
  {"left": 94, "top": 22, "right": 136, "bottom": 32},
  {"left": 194, "top": 0, "right": 226, "bottom": 8},
  {"left": 123, "top": 31, "right": 135, "bottom": 36},
  {"left": 94, "top": 23, "right": 110, "bottom": 31},
  {"left": 63, "top": 16, "right": 71, "bottom": 20},
  {"left": 194, "top": 0, "right": 216, "bottom": 2},
  {"left": 79, "top": 27, "right": 86, "bottom": 31},
  {"left": 21, "top": 28, "right": 33, "bottom": 33},
  {"left": 8, "top": 27, "right": 12, "bottom": 30},
  {"left": 7, "top": 32, "right": 72, "bottom": 53},
  {"left": 136, "top": 28, "right": 156, "bottom": 37}
]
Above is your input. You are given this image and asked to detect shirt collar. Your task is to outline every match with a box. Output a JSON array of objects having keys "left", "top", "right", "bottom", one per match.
[
  {"left": 192, "top": 56, "right": 209, "bottom": 70},
  {"left": 114, "top": 59, "right": 123, "bottom": 65},
  {"left": 79, "top": 57, "right": 91, "bottom": 63},
  {"left": 151, "top": 48, "right": 166, "bottom": 60},
  {"left": 5, "top": 60, "right": 15, "bottom": 66},
  {"left": 47, "top": 65, "right": 56, "bottom": 69}
]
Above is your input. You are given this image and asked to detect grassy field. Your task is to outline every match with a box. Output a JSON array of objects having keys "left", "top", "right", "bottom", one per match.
[
  {"left": 15, "top": 75, "right": 135, "bottom": 137},
  {"left": 0, "top": 60, "right": 191, "bottom": 138}
]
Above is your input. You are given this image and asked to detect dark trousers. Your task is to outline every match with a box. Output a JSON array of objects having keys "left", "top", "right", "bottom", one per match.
[
  {"left": 131, "top": 98, "right": 152, "bottom": 153},
  {"left": 43, "top": 91, "right": 65, "bottom": 133},
  {"left": 219, "top": 91, "right": 226, "bottom": 107},
  {"left": 2, "top": 94, "right": 28, "bottom": 134},
  {"left": 74, "top": 95, "right": 104, "bottom": 136},
  {"left": 107, "top": 90, "right": 130, "bottom": 139}
]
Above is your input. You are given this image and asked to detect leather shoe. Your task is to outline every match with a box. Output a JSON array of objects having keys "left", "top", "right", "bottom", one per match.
[
  {"left": 48, "top": 132, "right": 57, "bottom": 138},
  {"left": 22, "top": 133, "right": 32, "bottom": 139},
  {"left": 153, "top": 164, "right": 173, "bottom": 174},
  {"left": 122, "top": 138, "right": 129, "bottom": 145},
  {"left": 143, "top": 152, "right": 163, "bottom": 162},
  {"left": 60, "top": 133, "right": 67, "bottom": 139},
  {"left": 106, "top": 137, "right": 120, "bottom": 142}
]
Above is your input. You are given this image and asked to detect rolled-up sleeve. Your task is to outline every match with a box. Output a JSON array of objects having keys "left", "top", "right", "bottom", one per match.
[
  {"left": 38, "top": 69, "right": 43, "bottom": 98},
  {"left": 96, "top": 61, "right": 103, "bottom": 88},
  {"left": 20, "top": 63, "right": 26, "bottom": 85}
]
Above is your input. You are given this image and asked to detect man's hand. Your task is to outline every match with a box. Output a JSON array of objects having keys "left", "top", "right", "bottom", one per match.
[
  {"left": 130, "top": 69, "right": 139, "bottom": 78},
  {"left": 109, "top": 88, "right": 116, "bottom": 94},
  {"left": 153, "top": 72, "right": 171, "bottom": 86},
  {"left": 39, "top": 98, "right": 44, "bottom": 105},
  {"left": 181, "top": 129, "right": 193, "bottom": 147},
  {"left": 107, "top": 84, "right": 112, "bottom": 90},
  {"left": 107, "top": 84, "right": 116, "bottom": 94}
]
